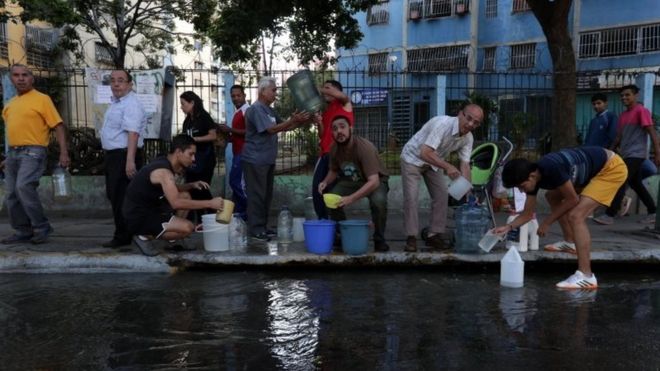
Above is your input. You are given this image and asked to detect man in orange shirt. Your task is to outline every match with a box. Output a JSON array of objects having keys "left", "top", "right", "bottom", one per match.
[{"left": 1, "top": 64, "right": 70, "bottom": 244}]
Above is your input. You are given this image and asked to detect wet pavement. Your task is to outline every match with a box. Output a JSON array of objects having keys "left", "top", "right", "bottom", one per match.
[
  {"left": 0, "top": 210, "right": 659, "bottom": 273},
  {"left": 1, "top": 271, "right": 660, "bottom": 369}
]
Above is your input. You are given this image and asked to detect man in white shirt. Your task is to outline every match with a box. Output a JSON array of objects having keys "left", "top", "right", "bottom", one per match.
[{"left": 400, "top": 104, "right": 484, "bottom": 252}]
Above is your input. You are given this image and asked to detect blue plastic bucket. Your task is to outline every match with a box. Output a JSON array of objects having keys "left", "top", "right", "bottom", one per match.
[
  {"left": 339, "top": 220, "right": 370, "bottom": 255},
  {"left": 303, "top": 220, "right": 336, "bottom": 254}
]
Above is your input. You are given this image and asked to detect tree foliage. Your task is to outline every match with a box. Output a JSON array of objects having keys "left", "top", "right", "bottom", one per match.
[
  {"left": 9, "top": 0, "right": 216, "bottom": 68},
  {"left": 205, "top": 0, "right": 378, "bottom": 67},
  {"left": 527, "top": 0, "right": 576, "bottom": 151}
]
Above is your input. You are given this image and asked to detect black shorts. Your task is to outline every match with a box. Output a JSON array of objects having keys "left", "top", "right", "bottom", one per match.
[{"left": 126, "top": 212, "right": 174, "bottom": 238}]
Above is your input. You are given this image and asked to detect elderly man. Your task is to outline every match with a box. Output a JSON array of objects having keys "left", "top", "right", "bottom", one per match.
[
  {"left": 123, "top": 134, "right": 225, "bottom": 256},
  {"left": 242, "top": 77, "right": 310, "bottom": 241},
  {"left": 100, "top": 69, "right": 146, "bottom": 248},
  {"left": 318, "top": 115, "right": 390, "bottom": 252},
  {"left": 1, "top": 64, "right": 70, "bottom": 245},
  {"left": 399, "top": 104, "right": 484, "bottom": 252}
]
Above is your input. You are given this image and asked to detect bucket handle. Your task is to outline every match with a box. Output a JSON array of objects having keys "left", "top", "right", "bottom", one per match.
[{"left": 195, "top": 224, "right": 227, "bottom": 233}]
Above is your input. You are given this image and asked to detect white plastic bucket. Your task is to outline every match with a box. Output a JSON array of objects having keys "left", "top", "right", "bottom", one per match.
[
  {"left": 448, "top": 176, "right": 472, "bottom": 200},
  {"left": 200, "top": 214, "right": 229, "bottom": 252}
]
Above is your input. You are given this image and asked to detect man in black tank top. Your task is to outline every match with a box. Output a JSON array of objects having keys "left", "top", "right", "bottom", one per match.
[{"left": 123, "top": 134, "right": 225, "bottom": 255}]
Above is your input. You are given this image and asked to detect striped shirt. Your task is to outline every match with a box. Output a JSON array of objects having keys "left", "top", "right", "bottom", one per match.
[{"left": 530, "top": 146, "right": 607, "bottom": 195}]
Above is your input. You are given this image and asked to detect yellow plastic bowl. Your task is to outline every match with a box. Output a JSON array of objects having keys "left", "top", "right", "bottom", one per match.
[{"left": 323, "top": 193, "right": 342, "bottom": 209}]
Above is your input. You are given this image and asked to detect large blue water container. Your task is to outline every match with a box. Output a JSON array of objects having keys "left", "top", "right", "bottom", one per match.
[{"left": 454, "top": 198, "right": 490, "bottom": 254}]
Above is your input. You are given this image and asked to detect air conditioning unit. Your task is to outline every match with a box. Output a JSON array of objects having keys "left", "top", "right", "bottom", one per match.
[{"left": 410, "top": 9, "right": 421, "bottom": 20}]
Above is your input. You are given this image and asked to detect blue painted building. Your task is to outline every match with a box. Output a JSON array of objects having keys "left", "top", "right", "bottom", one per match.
[{"left": 336, "top": 0, "right": 660, "bottom": 146}]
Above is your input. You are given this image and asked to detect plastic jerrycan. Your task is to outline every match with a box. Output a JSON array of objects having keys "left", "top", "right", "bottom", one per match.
[
  {"left": 527, "top": 215, "right": 539, "bottom": 251},
  {"left": 500, "top": 247, "right": 525, "bottom": 288}
]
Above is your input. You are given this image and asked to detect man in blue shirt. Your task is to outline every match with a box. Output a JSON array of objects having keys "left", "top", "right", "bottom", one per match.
[
  {"left": 495, "top": 147, "right": 627, "bottom": 289},
  {"left": 584, "top": 93, "right": 617, "bottom": 148}
]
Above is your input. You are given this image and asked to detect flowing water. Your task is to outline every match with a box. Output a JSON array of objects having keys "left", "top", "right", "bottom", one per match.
[{"left": 1, "top": 270, "right": 659, "bottom": 369}]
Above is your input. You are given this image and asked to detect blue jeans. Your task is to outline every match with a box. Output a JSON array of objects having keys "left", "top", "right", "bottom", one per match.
[
  {"left": 229, "top": 154, "right": 247, "bottom": 218},
  {"left": 4, "top": 146, "right": 50, "bottom": 235}
]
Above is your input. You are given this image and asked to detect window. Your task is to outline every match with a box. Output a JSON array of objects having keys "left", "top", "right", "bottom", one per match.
[
  {"left": 367, "top": 1, "right": 389, "bottom": 25},
  {"left": 483, "top": 47, "right": 496, "bottom": 71},
  {"left": 485, "top": 0, "right": 497, "bottom": 18},
  {"left": 368, "top": 52, "right": 388, "bottom": 75},
  {"left": 512, "top": 0, "right": 530, "bottom": 13},
  {"left": 578, "top": 23, "right": 660, "bottom": 59},
  {"left": 409, "top": 0, "right": 423, "bottom": 20},
  {"left": 26, "top": 25, "right": 58, "bottom": 68},
  {"left": 407, "top": 44, "right": 470, "bottom": 72},
  {"left": 408, "top": 0, "right": 468, "bottom": 20},
  {"left": 0, "top": 23, "right": 7, "bottom": 59},
  {"left": 95, "top": 42, "right": 115, "bottom": 64},
  {"left": 510, "top": 43, "right": 535, "bottom": 69},
  {"left": 194, "top": 61, "right": 204, "bottom": 69},
  {"left": 426, "top": 0, "right": 452, "bottom": 17}
]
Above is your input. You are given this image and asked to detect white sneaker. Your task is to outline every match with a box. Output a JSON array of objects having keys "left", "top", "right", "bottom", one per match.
[
  {"left": 556, "top": 270, "right": 598, "bottom": 289},
  {"left": 619, "top": 196, "right": 632, "bottom": 216},
  {"left": 543, "top": 240, "right": 576, "bottom": 254}
]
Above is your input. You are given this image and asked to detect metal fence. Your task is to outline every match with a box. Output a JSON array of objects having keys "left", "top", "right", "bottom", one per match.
[{"left": 2, "top": 67, "right": 657, "bottom": 176}]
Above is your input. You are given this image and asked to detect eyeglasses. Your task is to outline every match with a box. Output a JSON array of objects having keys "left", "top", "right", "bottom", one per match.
[
  {"left": 110, "top": 78, "right": 129, "bottom": 84},
  {"left": 462, "top": 110, "right": 482, "bottom": 127}
]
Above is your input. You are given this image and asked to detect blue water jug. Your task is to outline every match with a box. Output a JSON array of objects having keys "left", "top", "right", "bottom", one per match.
[
  {"left": 286, "top": 70, "right": 324, "bottom": 113},
  {"left": 454, "top": 196, "right": 490, "bottom": 254}
]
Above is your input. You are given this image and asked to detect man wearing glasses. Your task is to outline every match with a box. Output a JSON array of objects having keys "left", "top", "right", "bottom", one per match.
[
  {"left": 100, "top": 69, "right": 146, "bottom": 248},
  {"left": 399, "top": 104, "right": 484, "bottom": 252}
]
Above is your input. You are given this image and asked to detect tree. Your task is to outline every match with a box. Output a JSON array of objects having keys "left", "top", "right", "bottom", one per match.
[
  {"left": 527, "top": 0, "right": 576, "bottom": 151},
  {"left": 205, "top": 0, "right": 378, "bottom": 67},
  {"left": 10, "top": 0, "right": 216, "bottom": 68}
]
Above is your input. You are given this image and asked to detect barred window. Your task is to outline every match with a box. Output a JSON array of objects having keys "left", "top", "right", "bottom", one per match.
[
  {"left": 510, "top": 43, "right": 535, "bottom": 69},
  {"left": 512, "top": 0, "right": 530, "bottom": 13},
  {"left": 485, "top": 0, "right": 497, "bottom": 18},
  {"left": 579, "top": 23, "right": 660, "bottom": 58},
  {"left": 483, "top": 47, "right": 496, "bottom": 71},
  {"left": 407, "top": 44, "right": 470, "bottom": 72},
  {"left": 95, "top": 42, "right": 115, "bottom": 65},
  {"left": 25, "top": 25, "right": 58, "bottom": 51},
  {"left": 0, "top": 23, "right": 7, "bottom": 59},
  {"left": 367, "top": 2, "right": 390, "bottom": 25},
  {"left": 426, "top": 0, "right": 452, "bottom": 17},
  {"left": 368, "top": 52, "right": 388, "bottom": 75}
]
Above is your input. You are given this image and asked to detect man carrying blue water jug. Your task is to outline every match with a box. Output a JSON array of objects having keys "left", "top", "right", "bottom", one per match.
[
  {"left": 318, "top": 115, "right": 390, "bottom": 252},
  {"left": 123, "top": 134, "right": 226, "bottom": 256},
  {"left": 495, "top": 147, "right": 627, "bottom": 289}
]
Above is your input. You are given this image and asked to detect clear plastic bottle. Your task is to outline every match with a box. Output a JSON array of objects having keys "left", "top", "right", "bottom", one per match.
[
  {"left": 277, "top": 205, "right": 293, "bottom": 243},
  {"left": 52, "top": 166, "right": 72, "bottom": 200},
  {"left": 229, "top": 213, "right": 248, "bottom": 252}
]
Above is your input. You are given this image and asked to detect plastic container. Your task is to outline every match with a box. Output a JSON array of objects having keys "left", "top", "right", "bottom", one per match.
[
  {"left": 448, "top": 176, "right": 472, "bottom": 201},
  {"left": 200, "top": 213, "right": 229, "bottom": 252},
  {"left": 52, "top": 166, "right": 72, "bottom": 200},
  {"left": 216, "top": 199, "right": 235, "bottom": 224},
  {"left": 479, "top": 229, "right": 506, "bottom": 253},
  {"left": 527, "top": 216, "right": 539, "bottom": 251},
  {"left": 229, "top": 213, "right": 248, "bottom": 252},
  {"left": 286, "top": 70, "right": 324, "bottom": 113},
  {"left": 277, "top": 205, "right": 293, "bottom": 243},
  {"left": 339, "top": 220, "right": 370, "bottom": 255},
  {"left": 506, "top": 214, "right": 529, "bottom": 252},
  {"left": 500, "top": 247, "right": 525, "bottom": 288},
  {"left": 454, "top": 197, "right": 490, "bottom": 254},
  {"left": 292, "top": 217, "right": 305, "bottom": 242},
  {"left": 323, "top": 193, "right": 342, "bottom": 209},
  {"left": 303, "top": 220, "right": 336, "bottom": 254}
]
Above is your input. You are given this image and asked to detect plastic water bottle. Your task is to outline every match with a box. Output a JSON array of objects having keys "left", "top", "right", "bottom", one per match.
[
  {"left": 278, "top": 205, "right": 293, "bottom": 243},
  {"left": 229, "top": 213, "right": 248, "bottom": 252},
  {"left": 52, "top": 166, "right": 72, "bottom": 200},
  {"left": 527, "top": 215, "right": 539, "bottom": 251},
  {"left": 506, "top": 213, "right": 528, "bottom": 252}
]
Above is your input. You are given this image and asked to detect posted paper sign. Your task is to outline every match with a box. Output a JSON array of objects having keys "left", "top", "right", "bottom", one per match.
[{"left": 95, "top": 85, "right": 112, "bottom": 104}]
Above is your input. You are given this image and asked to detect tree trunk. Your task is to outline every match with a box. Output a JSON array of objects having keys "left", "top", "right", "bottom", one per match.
[{"left": 528, "top": 0, "right": 576, "bottom": 151}]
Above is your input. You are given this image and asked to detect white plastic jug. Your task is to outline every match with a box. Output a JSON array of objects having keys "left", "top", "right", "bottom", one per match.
[
  {"left": 500, "top": 247, "right": 524, "bottom": 288},
  {"left": 527, "top": 217, "right": 539, "bottom": 251},
  {"left": 292, "top": 217, "right": 305, "bottom": 242},
  {"left": 505, "top": 214, "right": 529, "bottom": 252},
  {"left": 448, "top": 176, "right": 472, "bottom": 200},
  {"left": 200, "top": 214, "right": 229, "bottom": 252}
]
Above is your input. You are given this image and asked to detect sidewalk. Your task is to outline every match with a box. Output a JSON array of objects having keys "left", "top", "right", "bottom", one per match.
[{"left": 0, "top": 211, "right": 659, "bottom": 273}]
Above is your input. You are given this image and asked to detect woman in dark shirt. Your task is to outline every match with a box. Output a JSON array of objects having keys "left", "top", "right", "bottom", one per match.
[{"left": 179, "top": 91, "right": 217, "bottom": 203}]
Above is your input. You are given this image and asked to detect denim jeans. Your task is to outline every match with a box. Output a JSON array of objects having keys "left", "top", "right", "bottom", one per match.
[
  {"left": 327, "top": 179, "right": 389, "bottom": 243},
  {"left": 4, "top": 146, "right": 50, "bottom": 235},
  {"left": 229, "top": 154, "right": 247, "bottom": 218}
]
